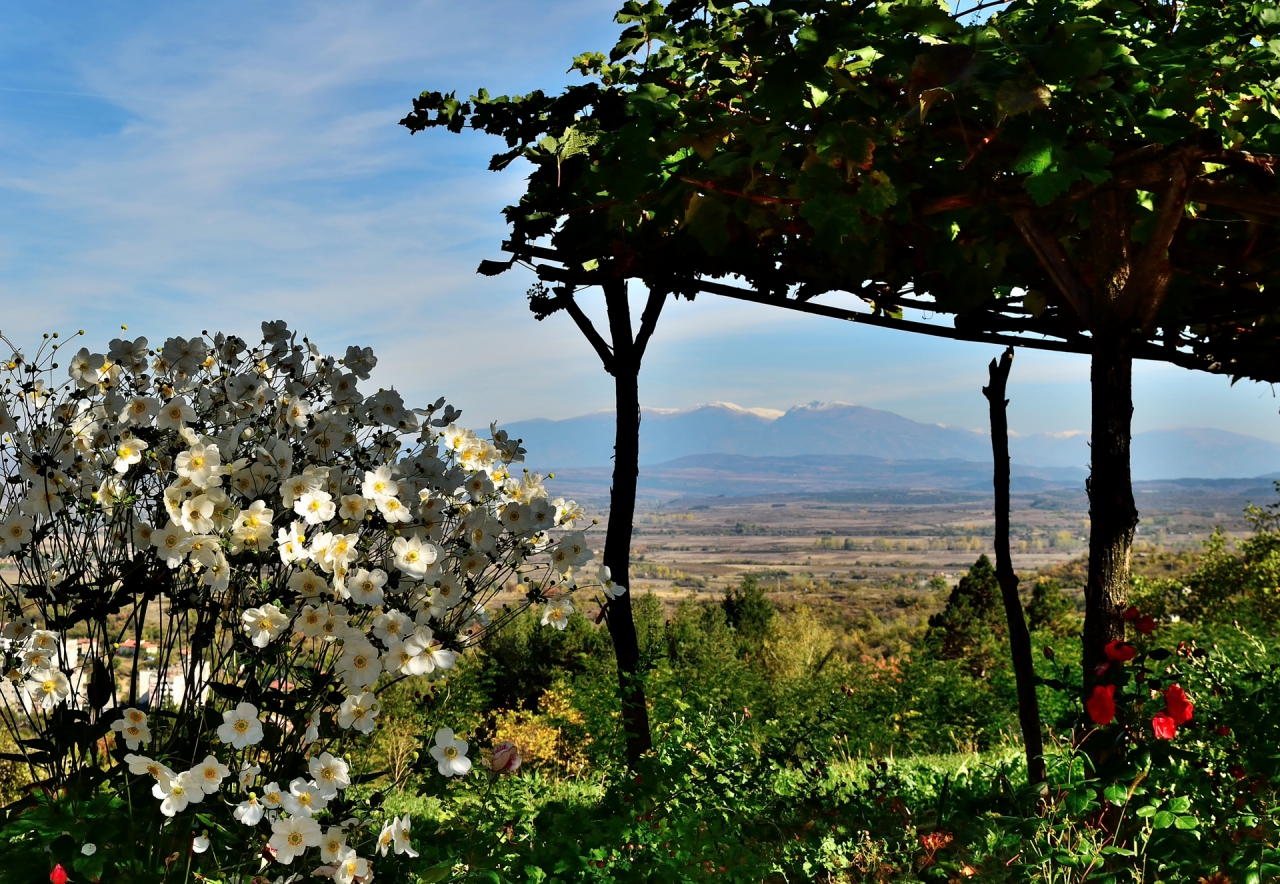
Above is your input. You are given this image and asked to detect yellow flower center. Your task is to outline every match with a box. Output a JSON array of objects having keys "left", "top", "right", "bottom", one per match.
[
  {"left": 234, "top": 719, "right": 249, "bottom": 733},
  {"left": 288, "top": 831, "right": 303, "bottom": 846}
]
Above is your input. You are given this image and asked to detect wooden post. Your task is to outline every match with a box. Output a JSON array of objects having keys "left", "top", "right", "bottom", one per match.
[{"left": 982, "top": 347, "right": 1047, "bottom": 787}]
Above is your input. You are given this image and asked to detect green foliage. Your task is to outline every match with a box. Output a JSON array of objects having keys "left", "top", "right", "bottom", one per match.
[
  {"left": 1025, "top": 576, "right": 1076, "bottom": 636},
  {"left": 407, "top": 0, "right": 1280, "bottom": 382},
  {"left": 924, "top": 555, "right": 1006, "bottom": 677},
  {"left": 721, "top": 573, "right": 775, "bottom": 647}
]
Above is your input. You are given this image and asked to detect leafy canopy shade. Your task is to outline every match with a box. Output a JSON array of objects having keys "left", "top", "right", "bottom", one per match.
[{"left": 404, "top": 0, "right": 1280, "bottom": 381}]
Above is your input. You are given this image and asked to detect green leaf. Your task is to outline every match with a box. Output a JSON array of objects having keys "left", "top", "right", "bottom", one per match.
[
  {"left": 1174, "top": 814, "right": 1198, "bottom": 830},
  {"left": 1103, "top": 784, "right": 1129, "bottom": 805},
  {"left": 1151, "top": 810, "right": 1176, "bottom": 829},
  {"left": 683, "top": 193, "right": 731, "bottom": 255},
  {"left": 1012, "top": 141, "right": 1054, "bottom": 176},
  {"left": 1024, "top": 169, "right": 1079, "bottom": 206},
  {"left": 1168, "top": 796, "right": 1190, "bottom": 813},
  {"left": 1134, "top": 804, "right": 1159, "bottom": 818}
]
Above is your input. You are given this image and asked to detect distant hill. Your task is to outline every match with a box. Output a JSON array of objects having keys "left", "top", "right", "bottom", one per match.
[{"left": 503, "top": 401, "right": 1280, "bottom": 481}]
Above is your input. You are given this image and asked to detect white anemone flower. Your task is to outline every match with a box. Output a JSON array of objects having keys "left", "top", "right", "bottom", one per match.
[
  {"left": 110, "top": 718, "right": 151, "bottom": 750},
  {"left": 308, "top": 752, "right": 351, "bottom": 798},
  {"left": 216, "top": 702, "right": 265, "bottom": 749},
  {"left": 321, "top": 826, "right": 348, "bottom": 863},
  {"left": 234, "top": 794, "right": 264, "bottom": 825},
  {"left": 269, "top": 815, "right": 322, "bottom": 865},
  {"left": 283, "top": 777, "right": 329, "bottom": 817},
  {"left": 112, "top": 436, "right": 148, "bottom": 473},
  {"left": 191, "top": 754, "right": 231, "bottom": 795},
  {"left": 192, "top": 834, "right": 210, "bottom": 854},
  {"left": 335, "top": 692, "right": 380, "bottom": 734},
  {"left": 238, "top": 761, "right": 261, "bottom": 792},
  {"left": 125, "top": 753, "right": 175, "bottom": 780},
  {"left": 295, "top": 489, "right": 336, "bottom": 525},
  {"left": 242, "top": 604, "right": 290, "bottom": 648},
  {"left": 0, "top": 514, "right": 34, "bottom": 553},
  {"left": 391, "top": 535, "right": 437, "bottom": 579},
  {"left": 428, "top": 728, "right": 472, "bottom": 777},
  {"left": 260, "top": 781, "right": 285, "bottom": 810},
  {"left": 153, "top": 771, "right": 202, "bottom": 817},
  {"left": 393, "top": 814, "right": 419, "bottom": 857},
  {"left": 25, "top": 667, "right": 70, "bottom": 710},
  {"left": 598, "top": 565, "right": 627, "bottom": 599},
  {"left": 541, "top": 596, "right": 574, "bottom": 631},
  {"left": 333, "top": 847, "right": 370, "bottom": 884},
  {"left": 157, "top": 396, "right": 196, "bottom": 430},
  {"left": 345, "top": 568, "right": 386, "bottom": 606}
]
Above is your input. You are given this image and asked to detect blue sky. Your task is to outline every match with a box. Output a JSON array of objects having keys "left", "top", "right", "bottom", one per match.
[{"left": 1, "top": 1, "right": 1277, "bottom": 443}]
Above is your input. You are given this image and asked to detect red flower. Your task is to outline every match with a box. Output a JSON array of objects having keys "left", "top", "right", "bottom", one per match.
[
  {"left": 1134, "top": 615, "right": 1156, "bottom": 636},
  {"left": 50, "top": 866, "right": 68, "bottom": 884},
  {"left": 1216, "top": 725, "right": 1232, "bottom": 737},
  {"left": 1104, "top": 640, "right": 1136, "bottom": 662},
  {"left": 1165, "top": 684, "right": 1194, "bottom": 724},
  {"left": 1124, "top": 606, "right": 1140, "bottom": 621},
  {"left": 1152, "top": 712, "right": 1178, "bottom": 740},
  {"left": 1086, "top": 684, "right": 1116, "bottom": 725}
]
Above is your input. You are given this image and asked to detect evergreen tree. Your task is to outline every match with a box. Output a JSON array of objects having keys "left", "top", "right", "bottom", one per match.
[
  {"left": 1025, "top": 577, "right": 1076, "bottom": 636},
  {"left": 722, "top": 574, "right": 775, "bottom": 648},
  {"left": 925, "top": 556, "right": 1007, "bottom": 678}
]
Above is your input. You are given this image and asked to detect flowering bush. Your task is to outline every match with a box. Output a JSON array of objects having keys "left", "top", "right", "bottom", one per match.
[{"left": 0, "top": 324, "right": 615, "bottom": 882}]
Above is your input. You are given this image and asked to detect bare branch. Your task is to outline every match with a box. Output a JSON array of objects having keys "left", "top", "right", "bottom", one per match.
[
  {"left": 633, "top": 288, "right": 667, "bottom": 363},
  {"left": 1010, "top": 209, "right": 1093, "bottom": 325},
  {"left": 556, "top": 288, "right": 616, "bottom": 374}
]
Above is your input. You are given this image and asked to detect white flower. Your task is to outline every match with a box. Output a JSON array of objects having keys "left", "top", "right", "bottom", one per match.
[
  {"left": 261, "top": 781, "right": 286, "bottom": 810},
  {"left": 157, "top": 396, "right": 196, "bottom": 430},
  {"left": 153, "top": 771, "right": 201, "bottom": 817},
  {"left": 277, "top": 520, "right": 311, "bottom": 566},
  {"left": 217, "top": 702, "right": 265, "bottom": 749},
  {"left": 283, "top": 396, "right": 312, "bottom": 429},
  {"left": 335, "top": 639, "right": 382, "bottom": 691},
  {"left": 283, "top": 777, "right": 328, "bottom": 817},
  {"left": 305, "top": 710, "right": 321, "bottom": 744},
  {"left": 392, "top": 535, "right": 438, "bottom": 579},
  {"left": 598, "top": 565, "right": 627, "bottom": 599},
  {"left": 175, "top": 442, "right": 221, "bottom": 487},
  {"left": 80, "top": 843, "right": 97, "bottom": 857},
  {"left": 361, "top": 466, "right": 398, "bottom": 501},
  {"left": 405, "top": 627, "right": 456, "bottom": 673},
  {"left": 125, "top": 753, "right": 174, "bottom": 780},
  {"left": 428, "top": 728, "right": 471, "bottom": 777},
  {"left": 25, "top": 667, "right": 70, "bottom": 710},
  {"left": 376, "top": 818, "right": 396, "bottom": 856},
  {"left": 345, "top": 568, "right": 386, "bottom": 606},
  {"left": 230, "top": 499, "right": 274, "bottom": 551},
  {"left": 119, "top": 394, "right": 159, "bottom": 426},
  {"left": 338, "top": 494, "right": 370, "bottom": 523},
  {"left": 541, "top": 596, "right": 574, "bottom": 630},
  {"left": 0, "top": 514, "right": 34, "bottom": 554},
  {"left": 308, "top": 752, "right": 351, "bottom": 798},
  {"left": 269, "top": 815, "right": 322, "bottom": 865},
  {"left": 110, "top": 713, "right": 152, "bottom": 750},
  {"left": 191, "top": 754, "right": 231, "bottom": 795},
  {"left": 371, "top": 609, "right": 412, "bottom": 644},
  {"left": 112, "top": 436, "right": 148, "bottom": 473},
  {"left": 234, "top": 793, "right": 263, "bottom": 828},
  {"left": 242, "top": 604, "right": 290, "bottom": 648},
  {"left": 179, "top": 494, "right": 216, "bottom": 534},
  {"left": 393, "top": 814, "right": 419, "bottom": 857},
  {"left": 234, "top": 795, "right": 265, "bottom": 826},
  {"left": 336, "top": 692, "right": 380, "bottom": 734},
  {"left": 376, "top": 495, "right": 413, "bottom": 524},
  {"left": 239, "top": 761, "right": 262, "bottom": 792},
  {"left": 152, "top": 521, "right": 191, "bottom": 569},
  {"left": 321, "top": 825, "right": 348, "bottom": 863},
  {"left": 333, "top": 847, "right": 370, "bottom": 884},
  {"left": 295, "top": 489, "right": 336, "bottom": 525},
  {"left": 192, "top": 834, "right": 210, "bottom": 854}
]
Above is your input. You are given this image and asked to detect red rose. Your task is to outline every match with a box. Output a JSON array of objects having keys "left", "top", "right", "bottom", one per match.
[
  {"left": 1086, "top": 684, "right": 1116, "bottom": 725},
  {"left": 1124, "top": 606, "right": 1140, "bottom": 621},
  {"left": 50, "top": 866, "right": 68, "bottom": 884},
  {"left": 1104, "top": 640, "right": 1136, "bottom": 662},
  {"left": 1152, "top": 712, "right": 1177, "bottom": 740},
  {"left": 1134, "top": 615, "right": 1156, "bottom": 636},
  {"left": 1165, "top": 684, "right": 1194, "bottom": 724}
]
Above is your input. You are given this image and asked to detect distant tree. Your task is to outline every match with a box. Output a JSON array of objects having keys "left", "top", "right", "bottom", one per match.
[
  {"left": 722, "top": 573, "right": 775, "bottom": 646},
  {"left": 925, "top": 555, "right": 1007, "bottom": 679},
  {"left": 1026, "top": 577, "right": 1077, "bottom": 636}
]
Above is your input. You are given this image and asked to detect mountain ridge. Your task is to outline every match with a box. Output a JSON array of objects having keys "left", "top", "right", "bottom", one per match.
[{"left": 501, "top": 401, "right": 1280, "bottom": 481}]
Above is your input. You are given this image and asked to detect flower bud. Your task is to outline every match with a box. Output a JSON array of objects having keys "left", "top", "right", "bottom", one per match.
[{"left": 489, "top": 741, "right": 522, "bottom": 773}]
